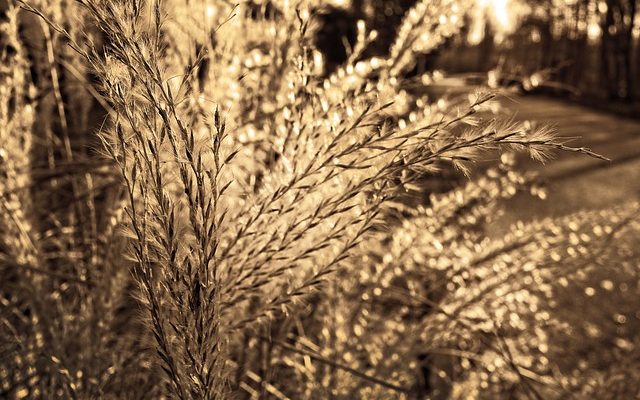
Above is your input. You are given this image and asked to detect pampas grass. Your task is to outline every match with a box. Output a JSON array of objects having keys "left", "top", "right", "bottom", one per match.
[{"left": 1, "top": 0, "right": 636, "bottom": 398}]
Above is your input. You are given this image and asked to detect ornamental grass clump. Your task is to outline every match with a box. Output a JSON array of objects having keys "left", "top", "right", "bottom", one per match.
[
  {"left": 2, "top": 1, "right": 158, "bottom": 398},
  {"left": 1, "top": 0, "right": 636, "bottom": 399}
]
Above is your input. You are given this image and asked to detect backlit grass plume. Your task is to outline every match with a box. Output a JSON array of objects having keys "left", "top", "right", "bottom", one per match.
[{"left": 1, "top": 0, "right": 632, "bottom": 398}]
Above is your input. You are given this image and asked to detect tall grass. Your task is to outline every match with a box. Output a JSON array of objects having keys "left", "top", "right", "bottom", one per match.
[{"left": 1, "top": 0, "right": 637, "bottom": 398}]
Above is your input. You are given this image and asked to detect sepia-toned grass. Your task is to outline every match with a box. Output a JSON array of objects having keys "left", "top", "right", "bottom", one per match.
[{"left": 1, "top": 0, "right": 638, "bottom": 399}]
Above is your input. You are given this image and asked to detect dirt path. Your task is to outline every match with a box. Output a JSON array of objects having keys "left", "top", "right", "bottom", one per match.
[{"left": 490, "top": 95, "right": 640, "bottom": 230}]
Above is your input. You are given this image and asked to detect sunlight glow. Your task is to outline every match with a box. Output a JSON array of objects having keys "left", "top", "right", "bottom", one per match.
[
  {"left": 470, "top": 0, "right": 519, "bottom": 44},
  {"left": 491, "top": 0, "right": 512, "bottom": 31},
  {"left": 587, "top": 22, "right": 602, "bottom": 41}
]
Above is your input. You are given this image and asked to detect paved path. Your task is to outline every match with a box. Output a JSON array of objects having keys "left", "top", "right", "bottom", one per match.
[{"left": 489, "top": 95, "right": 640, "bottom": 229}]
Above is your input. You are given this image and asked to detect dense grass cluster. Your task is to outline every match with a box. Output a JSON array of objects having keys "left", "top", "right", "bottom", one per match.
[{"left": 1, "top": 0, "right": 638, "bottom": 399}]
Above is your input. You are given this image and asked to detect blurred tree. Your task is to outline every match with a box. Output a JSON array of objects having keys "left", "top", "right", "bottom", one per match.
[
  {"left": 455, "top": 0, "right": 640, "bottom": 102},
  {"left": 600, "top": 0, "right": 637, "bottom": 100}
]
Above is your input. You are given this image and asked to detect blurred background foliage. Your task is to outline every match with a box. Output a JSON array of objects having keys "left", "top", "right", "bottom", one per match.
[{"left": 321, "top": 0, "right": 639, "bottom": 105}]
